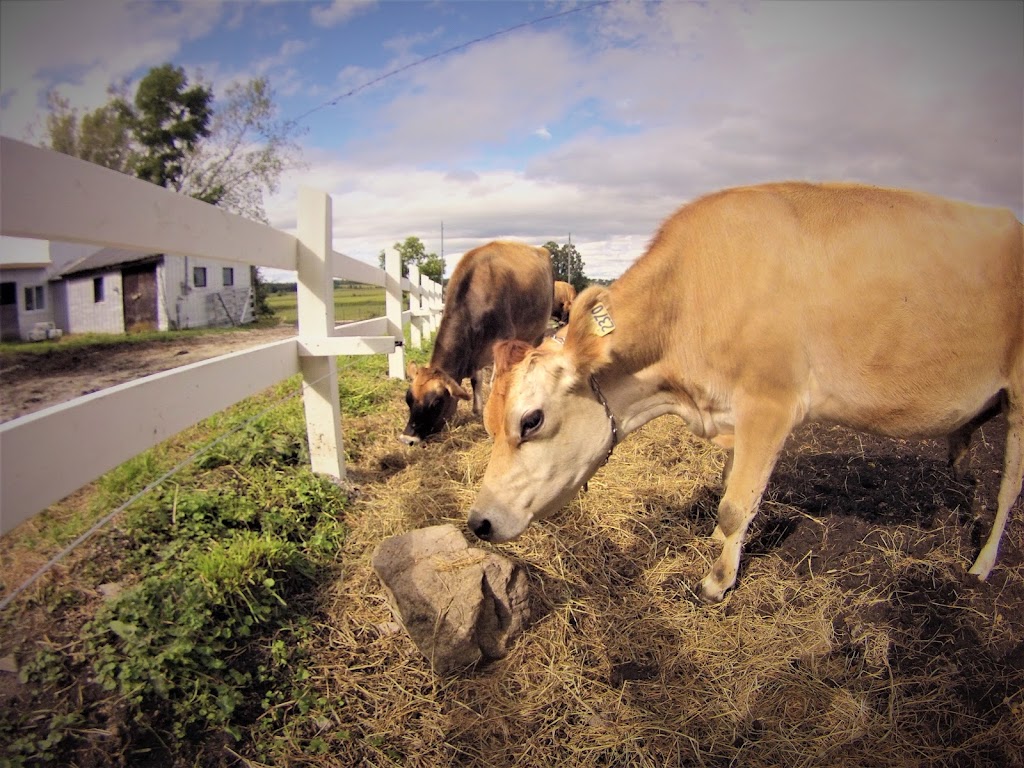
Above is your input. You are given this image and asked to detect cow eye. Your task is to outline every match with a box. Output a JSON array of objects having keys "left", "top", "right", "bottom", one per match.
[{"left": 520, "top": 409, "right": 544, "bottom": 440}]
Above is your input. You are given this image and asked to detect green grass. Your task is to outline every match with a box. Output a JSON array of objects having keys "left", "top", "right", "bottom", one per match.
[
  {"left": 0, "top": 349, "right": 414, "bottom": 766},
  {"left": 264, "top": 285, "right": 386, "bottom": 325}
]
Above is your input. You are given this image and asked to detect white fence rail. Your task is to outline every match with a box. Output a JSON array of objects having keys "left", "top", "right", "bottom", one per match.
[{"left": 0, "top": 137, "right": 442, "bottom": 535}]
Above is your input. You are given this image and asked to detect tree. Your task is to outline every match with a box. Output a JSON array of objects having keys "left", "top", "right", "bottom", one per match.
[
  {"left": 176, "top": 77, "right": 303, "bottom": 222},
  {"left": 126, "top": 63, "right": 214, "bottom": 189},
  {"left": 544, "top": 240, "right": 588, "bottom": 293},
  {"left": 43, "top": 91, "right": 132, "bottom": 173},
  {"left": 40, "top": 64, "right": 304, "bottom": 318},
  {"left": 379, "top": 237, "right": 444, "bottom": 283}
]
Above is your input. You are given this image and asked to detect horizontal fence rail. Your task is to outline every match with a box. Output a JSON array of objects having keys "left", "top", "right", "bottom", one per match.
[{"left": 0, "top": 137, "right": 442, "bottom": 535}]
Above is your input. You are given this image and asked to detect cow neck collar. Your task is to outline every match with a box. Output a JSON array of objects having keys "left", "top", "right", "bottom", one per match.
[{"left": 588, "top": 374, "right": 619, "bottom": 465}]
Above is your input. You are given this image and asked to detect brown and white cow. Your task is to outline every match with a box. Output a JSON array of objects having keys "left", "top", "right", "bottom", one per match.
[
  {"left": 552, "top": 280, "right": 577, "bottom": 325},
  {"left": 400, "top": 240, "right": 553, "bottom": 445},
  {"left": 468, "top": 182, "right": 1024, "bottom": 603}
]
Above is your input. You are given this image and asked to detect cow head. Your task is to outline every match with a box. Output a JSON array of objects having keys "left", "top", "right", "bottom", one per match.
[
  {"left": 468, "top": 287, "right": 616, "bottom": 542},
  {"left": 400, "top": 362, "right": 471, "bottom": 445}
]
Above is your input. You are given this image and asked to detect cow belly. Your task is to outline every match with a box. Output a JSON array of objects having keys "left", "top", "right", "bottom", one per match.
[{"left": 806, "top": 358, "right": 1007, "bottom": 439}]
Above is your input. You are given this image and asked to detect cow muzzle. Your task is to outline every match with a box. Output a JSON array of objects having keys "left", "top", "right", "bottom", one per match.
[{"left": 398, "top": 432, "right": 421, "bottom": 447}]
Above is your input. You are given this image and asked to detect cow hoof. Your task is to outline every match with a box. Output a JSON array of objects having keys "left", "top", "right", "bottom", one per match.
[{"left": 696, "top": 578, "right": 727, "bottom": 605}]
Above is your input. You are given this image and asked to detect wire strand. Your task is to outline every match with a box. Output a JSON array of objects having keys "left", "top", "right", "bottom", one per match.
[{"left": 285, "top": 1, "right": 613, "bottom": 128}]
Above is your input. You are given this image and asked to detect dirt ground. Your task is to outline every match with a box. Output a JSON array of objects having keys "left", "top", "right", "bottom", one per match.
[{"left": 0, "top": 325, "right": 297, "bottom": 423}]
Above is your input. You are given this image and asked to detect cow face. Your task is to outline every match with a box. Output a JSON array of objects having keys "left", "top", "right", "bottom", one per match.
[
  {"left": 468, "top": 337, "right": 614, "bottom": 542},
  {"left": 400, "top": 362, "right": 471, "bottom": 445}
]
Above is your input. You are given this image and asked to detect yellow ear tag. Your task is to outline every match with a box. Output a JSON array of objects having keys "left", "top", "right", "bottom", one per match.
[{"left": 590, "top": 303, "right": 615, "bottom": 337}]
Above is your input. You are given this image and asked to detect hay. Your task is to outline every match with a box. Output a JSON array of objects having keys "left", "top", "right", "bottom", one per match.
[{"left": 308, "top": 396, "right": 1024, "bottom": 767}]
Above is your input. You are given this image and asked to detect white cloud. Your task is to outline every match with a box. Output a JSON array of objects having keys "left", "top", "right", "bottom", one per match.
[
  {"left": 310, "top": 0, "right": 375, "bottom": 30},
  {"left": 533, "top": 126, "right": 552, "bottom": 140},
  {"left": 348, "top": 28, "right": 586, "bottom": 164},
  {"left": 262, "top": 0, "right": 1021, "bottom": 284},
  {"left": 0, "top": 0, "right": 223, "bottom": 139}
]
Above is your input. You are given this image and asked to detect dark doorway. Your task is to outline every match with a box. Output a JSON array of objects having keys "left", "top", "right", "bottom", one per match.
[
  {"left": 122, "top": 265, "right": 158, "bottom": 331},
  {"left": 0, "top": 282, "right": 19, "bottom": 341}
]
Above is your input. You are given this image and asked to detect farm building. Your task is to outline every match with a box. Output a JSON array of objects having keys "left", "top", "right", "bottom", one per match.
[{"left": 0, "top": 237, "right": 254, "bottom": 341}]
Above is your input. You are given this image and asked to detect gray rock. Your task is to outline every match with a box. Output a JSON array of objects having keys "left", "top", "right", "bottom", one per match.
[{"left": 371, "top": 524, "right": 530, "bottom": 674}]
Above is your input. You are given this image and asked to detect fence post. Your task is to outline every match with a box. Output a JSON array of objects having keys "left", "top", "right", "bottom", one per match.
[
  {"left": 429, "top": 278, "right": 442, "bottom": 335},
  {"left": 296, "top": 187, "right": 345, "bottom": 481},
  {"left": 408, "top": 263, "right": 423, "bottom": 350},
  {"left": 384, "top": 246, "right": 405, "bottom": 379}
]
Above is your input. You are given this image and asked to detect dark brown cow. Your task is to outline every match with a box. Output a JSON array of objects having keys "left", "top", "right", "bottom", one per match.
[
  {"left": 400, "top": 241, "right": 553, "bottom": 445},
  {"left": 468, "top": 182, "right": 1023, "bottom": 602},
  {"left": 552, "top": 280, "right": 577, "bottom": 325}
]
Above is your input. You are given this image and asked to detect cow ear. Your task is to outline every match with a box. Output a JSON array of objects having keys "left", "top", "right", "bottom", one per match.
[
  {"left": 407, "top": 361, "right": 420, "bottom": 379},
  {"left": 492, "top": 339, "right": 533, "bottom": 378},
  {"left": 439, "top": 371, "right": 471, "bottom": 400},
  {"left": 564, "top": 285, "right": 614, "bottom": 376}
]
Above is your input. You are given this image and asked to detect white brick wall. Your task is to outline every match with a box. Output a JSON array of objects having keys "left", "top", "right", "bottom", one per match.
[{"left": 63, "top": 272, "right": 124, "bottom": 334}]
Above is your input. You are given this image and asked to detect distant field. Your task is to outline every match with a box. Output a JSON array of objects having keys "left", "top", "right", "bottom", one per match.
[{"left": 266, "top": 285, "right": 386, "bottom": 324}]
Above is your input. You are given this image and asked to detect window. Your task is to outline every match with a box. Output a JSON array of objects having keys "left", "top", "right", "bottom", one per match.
[
  {"left": 24, "top": 285, "right": 45, "bottom": 311},
  {"left": 222, "top": 267, "right": 234, "bottom": 287},
  {"left": 193, "top": 266, "right": 207, "bottom": 288},
  {"left": 93, "top": 276, "right": 104, "bottom": 303}
]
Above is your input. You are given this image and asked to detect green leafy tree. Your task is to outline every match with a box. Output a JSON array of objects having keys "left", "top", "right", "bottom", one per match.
[
  {"left": 544, "top": 241, "right": 588, "bottom": 293},
  {"left": 378, "top": 237, "right": 444, "bottom": 283},
  {"left": 43, "top": 91, "right": 132, "bottom": 172},
  {"left": 125, "top": 63, "right": 214, "bottom": 189}
]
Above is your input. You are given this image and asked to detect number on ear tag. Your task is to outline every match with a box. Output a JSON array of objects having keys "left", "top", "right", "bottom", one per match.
[{"left": 590, "top": 303, "right": 615, "bottom": 336}]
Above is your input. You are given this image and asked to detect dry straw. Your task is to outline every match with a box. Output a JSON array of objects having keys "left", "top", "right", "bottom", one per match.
[{"left": 308, "top": 395, "right": 1023, "bottom": 767}]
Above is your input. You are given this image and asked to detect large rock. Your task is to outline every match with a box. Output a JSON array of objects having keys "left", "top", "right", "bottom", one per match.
[{"left": 371, "top": 524, "right": 530, "bottom": 674}]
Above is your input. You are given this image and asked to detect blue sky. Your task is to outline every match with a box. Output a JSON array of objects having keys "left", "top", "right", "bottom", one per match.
[{"left": 1, "top": 0, "right": 1022, "bottom": 281}]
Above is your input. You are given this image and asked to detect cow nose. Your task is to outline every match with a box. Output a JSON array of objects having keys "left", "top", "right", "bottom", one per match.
[
  {"left": 470, "top": 517, "right": 493, "bottom": 541},
  {"left": 398, "top": 432, "right": 421, "bottom": 447}
]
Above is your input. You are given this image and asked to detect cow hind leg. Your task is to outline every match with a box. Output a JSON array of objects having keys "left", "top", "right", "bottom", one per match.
[
  {"left": 700, "top": 399, "right": 795, "bottom": 603},
  {"left": 948, "top": 397, "right": 1004, "bottom": 480},
  {"left": 969, "top": 394, "right": 1023, "bottom": 580}
]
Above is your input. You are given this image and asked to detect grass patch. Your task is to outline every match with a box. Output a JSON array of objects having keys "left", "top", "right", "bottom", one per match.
[{"left": 265, "top": 285, "right": 386, "bottom": 325}]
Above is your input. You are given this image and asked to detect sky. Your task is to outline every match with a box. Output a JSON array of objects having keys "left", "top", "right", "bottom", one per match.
[{"left": 1, "top": 0, "right": 1022, "bottom": 282}]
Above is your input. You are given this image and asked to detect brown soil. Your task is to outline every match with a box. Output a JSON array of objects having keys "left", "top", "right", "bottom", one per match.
[{"left": 0, "top": 325, "right": 297, "bottom": 423}]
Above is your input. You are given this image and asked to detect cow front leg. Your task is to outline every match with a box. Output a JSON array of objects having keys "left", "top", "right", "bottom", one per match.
[
  {"left": 470, "top": 370, "right": 483, "bottom": 415},
  {"left": 700, "top": 401, "right": 794, "bottom": 603}
]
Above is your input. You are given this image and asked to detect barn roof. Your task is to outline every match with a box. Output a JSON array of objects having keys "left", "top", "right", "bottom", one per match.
[{"left": 51, "top": 248, "right": 163, "bottom": 279}]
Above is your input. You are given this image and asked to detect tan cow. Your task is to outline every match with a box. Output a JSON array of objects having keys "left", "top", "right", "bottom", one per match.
[
  {"left": 552, "top": 280, "right": 577, "bottom": 324},
  {"left": 468, "top": 181, "right": 1023, "bottom": 603},
  {"left": 401, "top": 241, "right": 553, "bottom": 445}
]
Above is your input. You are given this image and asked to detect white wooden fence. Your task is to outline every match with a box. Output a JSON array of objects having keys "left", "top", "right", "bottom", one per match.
[{"left": 0, "top": 137, "right": 443, "bottom": 536}]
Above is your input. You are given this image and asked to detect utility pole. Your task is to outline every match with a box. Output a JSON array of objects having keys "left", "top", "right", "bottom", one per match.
[{"left": 567, "top": 233, "right": 572, "bottom": 283}]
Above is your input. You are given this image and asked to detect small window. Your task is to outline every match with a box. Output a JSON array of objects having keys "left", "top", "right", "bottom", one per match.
[
  {"left": 93, "top": 276, "right": 104, "bottom": 303},
  {"left": 193, "top": 267, "right": 207, "bottom": 288},
  {"left": 24, "top": 285, "right": 45, "bottom": 311},
  {"left": 222, "top": 267, "right": 234, "bottom": 287}
]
